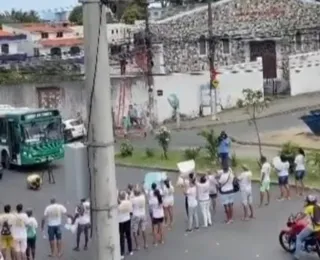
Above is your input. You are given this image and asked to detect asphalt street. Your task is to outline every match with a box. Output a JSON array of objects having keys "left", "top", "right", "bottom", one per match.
[
  {"left": 0, "top": 164, "right": 319, "bottom": 260},
  {"left": 126, "top": 110, "right": 307, "bottom": 150}
]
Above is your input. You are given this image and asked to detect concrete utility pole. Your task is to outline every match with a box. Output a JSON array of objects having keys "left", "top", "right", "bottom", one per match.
[
  {"left": 144, "top": 1, "right": 155, "bottom": 128},
  {"left": 207, "top": 0, "right": 217, "bottom": 120},
  {"left": 82, "top": 0, "right": 120, "bottom": 259}
]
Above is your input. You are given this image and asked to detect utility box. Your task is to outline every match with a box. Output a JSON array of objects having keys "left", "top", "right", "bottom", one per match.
[{"left": 64, "top": 142, "right": 90, "bottom": 202}]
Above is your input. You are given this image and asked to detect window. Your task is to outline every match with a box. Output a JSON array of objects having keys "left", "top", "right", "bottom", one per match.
[
  {"left": 199, "top": 35, "right": 207, "bottom": 55},
  {"left": 1, "top": 44, "right": 9, "bottom": 54},
  {"left": 222, "top": 39, "right": 230, "bottom": 54},
  {"left": 56, "top": 32, "right": 63, "bottom": 38},
  {"left": 318, "top": 33, "right": 320, "bottom": 50},
  {"left": 0, "top": 119, "right": 8, "bottom": 143},
  {"left": 41, "top": 32, "right": 49, "bottom": 39},
  {"left": 111, "top": 30, "right": 114, "bottom": 34},
  {"left": 33, "top": 48, "right": 40, "bottom": 57},
  {"left": 116, "top": 29, "right": 118, "bottom": 34},
  {"left": 295, "top": 32, "right": 302, "bottom": 51}
]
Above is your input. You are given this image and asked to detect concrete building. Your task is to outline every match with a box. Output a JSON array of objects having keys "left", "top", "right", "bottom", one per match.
[
  {"left": 0, "top": 30, "right": 27, "bottom": 63},
  {"left": 2, "top": 23, "right": 83, "bottom": 58}
]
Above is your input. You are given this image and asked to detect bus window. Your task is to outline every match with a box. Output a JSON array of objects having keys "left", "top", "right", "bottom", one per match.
[{"left": 0, "top": 119, "right": 7, "bottom": 144}]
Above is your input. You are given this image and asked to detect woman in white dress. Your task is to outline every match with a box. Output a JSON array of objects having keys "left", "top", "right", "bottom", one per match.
[{"left": 162, "top": 179, "right": 174, "bottom": 229}]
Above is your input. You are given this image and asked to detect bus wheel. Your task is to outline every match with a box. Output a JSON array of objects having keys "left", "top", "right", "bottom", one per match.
[{"left": 1, "top": 151, "right": 10, "bottom": 169}]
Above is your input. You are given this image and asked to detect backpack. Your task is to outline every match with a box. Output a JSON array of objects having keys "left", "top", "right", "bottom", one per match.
[
  {"left": 312, "top": 205, "right": 320, "bottom": 225},
  {"left": 1, "top": 220, "right": 11, "bottom": 236},
  {"left": 233, "top": 178, "right": 240, "bottom": 193}
]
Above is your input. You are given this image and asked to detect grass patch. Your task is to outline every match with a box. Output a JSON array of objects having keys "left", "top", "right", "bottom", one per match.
[{"left": 115, "top": 149, "right": 320, "bottom": 189}]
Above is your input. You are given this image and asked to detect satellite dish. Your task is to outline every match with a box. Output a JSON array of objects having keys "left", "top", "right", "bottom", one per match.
[{"left": 167, "top": 94, "right": 179, "bottom": 109}]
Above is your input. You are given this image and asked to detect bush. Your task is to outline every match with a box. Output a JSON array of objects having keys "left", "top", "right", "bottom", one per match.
[
  {"left": 236, "top": 99, "right": 244, "bottom": 108},
  {"left": 145, "top": 147, "right": 155, "bottom": 158},
  {"left": 198, "top": 129, "right": 219, "bottom": 161},
  {"left": 184, "top": 147, "right": 201, "bottom": 160},
  {"left": 155, "top": 126, "right": 171, "bottom": 159},
  {"left": 120, "top": 141, "right": 134, "bottom": 157}
]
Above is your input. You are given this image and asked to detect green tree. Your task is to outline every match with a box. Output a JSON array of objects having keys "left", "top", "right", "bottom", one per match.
[
  {"left": 121, "top": 0, "right": 146, "bottom": 24},
  {"left": 0, "top": 9, "right": 40, "bottom": 24},
  {"left": 69, "top": 5, "right": 83, "bottom": 25},
  {"left": 242, "top": 89, "right": 269, "bottom": 158},
  {"left": 198, "top": 129, "right": 219, "bottom": 162}
]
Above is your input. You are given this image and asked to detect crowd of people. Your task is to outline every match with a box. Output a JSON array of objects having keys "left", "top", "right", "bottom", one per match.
[
  {"left": 0, "top": 129, "right": 309, "bottom": 260},
  {"left": 0, "top": 197, "right": 90, "bottom": 260}
]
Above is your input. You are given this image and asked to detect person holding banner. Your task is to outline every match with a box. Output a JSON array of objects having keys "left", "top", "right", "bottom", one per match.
[{"left": 184, "top": 175, "right": 199, "bottom": 232}]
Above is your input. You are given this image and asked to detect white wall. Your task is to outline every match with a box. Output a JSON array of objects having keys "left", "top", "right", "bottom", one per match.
[
  {"left": 0, "top": 41, "right": 18, "bottom": 54},
  {"left": 153, "top": 58, "right": 263, "bottom": 122},
  {"left": 289, "top": 51, "right": 320, "bottom": 96}
]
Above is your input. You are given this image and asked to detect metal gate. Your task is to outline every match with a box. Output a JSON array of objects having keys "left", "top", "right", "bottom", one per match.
[{"left": 37, "top": 87, "right": 61, "bottom": 108}]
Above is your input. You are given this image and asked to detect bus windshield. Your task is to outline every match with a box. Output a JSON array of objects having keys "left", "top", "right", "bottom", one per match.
[{"left": 21, "top": 119, "right": 62, "bottom": 143}]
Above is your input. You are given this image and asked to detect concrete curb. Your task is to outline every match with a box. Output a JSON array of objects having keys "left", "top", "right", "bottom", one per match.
[
  {"left": 168, "top": 104, "right": 320, "bottom": 131},
  {"left": 231, "top": 138, "right": 320, "bottom": 152},
  {"left": 115, "top": 162, "right": 320, "bottom": 192}
]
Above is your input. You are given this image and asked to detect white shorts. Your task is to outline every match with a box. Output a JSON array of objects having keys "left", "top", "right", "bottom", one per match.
[
  {"left": 13, "top": 238, "right": 27, "bottom": 253},
  {"left": 241, "top": 190, "right": 253, "bottom": 206},
  {"left": 220, "top": 193, "right": 234, "bottom": 205},
  {"left": 163, "top": 198, "right": 174, "bottom": 207}
]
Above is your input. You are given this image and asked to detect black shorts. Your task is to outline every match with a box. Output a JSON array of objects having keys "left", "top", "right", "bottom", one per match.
[
  {"left": 152, "top": 217, "right": 164, "bottom": 225},
  {"left": 27, "top": 237, "right": 36, "bottom": 249},
  {"left": 209, "top": 194, "right": 217, "bottom": 199}
]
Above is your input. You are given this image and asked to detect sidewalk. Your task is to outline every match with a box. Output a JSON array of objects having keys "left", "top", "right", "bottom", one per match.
[{"left": 165, "top": 92, "right": 320, "bottom": 130}]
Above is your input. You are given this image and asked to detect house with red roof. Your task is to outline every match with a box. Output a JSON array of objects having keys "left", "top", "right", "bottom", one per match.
[
  {"left": 2, "top": 23, "right": 83, "bottom": 59},
  {"left": 0, "top": 30, "right": 27, "bottom": 63}
]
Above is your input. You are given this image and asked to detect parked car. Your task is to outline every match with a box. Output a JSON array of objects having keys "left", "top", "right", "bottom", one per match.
[{"left": 63, "top": 118, "right": 86, "bottom": 142}]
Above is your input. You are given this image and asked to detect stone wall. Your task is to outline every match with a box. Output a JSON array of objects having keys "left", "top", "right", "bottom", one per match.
[{"left": 148, "top": 0, "right": 320, "bottom": 73}]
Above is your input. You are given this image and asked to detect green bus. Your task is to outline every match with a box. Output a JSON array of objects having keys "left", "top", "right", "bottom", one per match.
[{"left": 0, "top": 106, "right": 64, "bottom": 168}]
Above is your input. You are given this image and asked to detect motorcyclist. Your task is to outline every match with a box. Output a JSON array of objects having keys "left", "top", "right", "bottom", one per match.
[{"left": 293, "top": 195, "right": 320, "bottom": 259}]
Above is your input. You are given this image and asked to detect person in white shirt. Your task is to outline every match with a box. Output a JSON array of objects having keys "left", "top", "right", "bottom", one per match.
[
  {"left": 26, "top": 209, "right": 38, "bottom": 260},
  {"left": 207, "top": 171, "right": 218, "bottom": 214},
  {"left": 294, "top": 148, "right": 306, "bottom": 196},
  {"left": 176, "top": 173, "right": 192, "bottom": 218},
  {"left": 196, "top": 175, "right": 212, "bottom": 227},
  {"left": 118, "top": 191, "right": 133, "bottom": 259},
  {"left": 131, "top": 186, "right": 147, "bottom": 250},
  {"left": 149, "top": 187, "right": 165, "bottom": 246},
  {"left": 184, "top": 177, "right": 199, "bottom": 232},
  {"left": 218, "top": 166, "right": 235, "bottom": 224},
  {"left": 259, "top": 156, "right": 271, "bottom": 207},
  {"left": 41, "top": 198, "right": 70, "bottom": 258},
  {"left": 73, "top": 199, "right": 90, "bottom": 251},
  {"left": 275, "top": 155, "right": 291, "bottom": 201},
  {"left": 237, "top": 165, "right": 254, "bottom": 220},
  {"left": 162, "top": 179, "right": 174, "bottom": 229},
  {"left": 11, "top": 204, "right": 29, "bottom": 260},
  {"left": 127, "top": 184, "right": 135, "bottom": 200}
]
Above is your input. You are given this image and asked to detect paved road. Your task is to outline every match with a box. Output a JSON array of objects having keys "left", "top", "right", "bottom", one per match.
[
  {"left": 1, "top": 164, "right": 319, "bottom": 260},
  {"left": 116, "top": 111, "right": 307, "bottom": 159}
]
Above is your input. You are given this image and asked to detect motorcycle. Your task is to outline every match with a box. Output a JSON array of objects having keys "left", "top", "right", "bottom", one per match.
[{"left": 279, "top": 213, "right": 320, "bottom": 257}]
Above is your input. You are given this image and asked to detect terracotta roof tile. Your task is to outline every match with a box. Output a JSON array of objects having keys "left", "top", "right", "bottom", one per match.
[
  {"left": 39, "top": 38, "right": 84, "bottom": 47},
  {"left": 21, "top": 23, "right": 73, "bottom": 33},
  {"left": 0, "top": 30, "right": 13, "bottom": 36}
]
